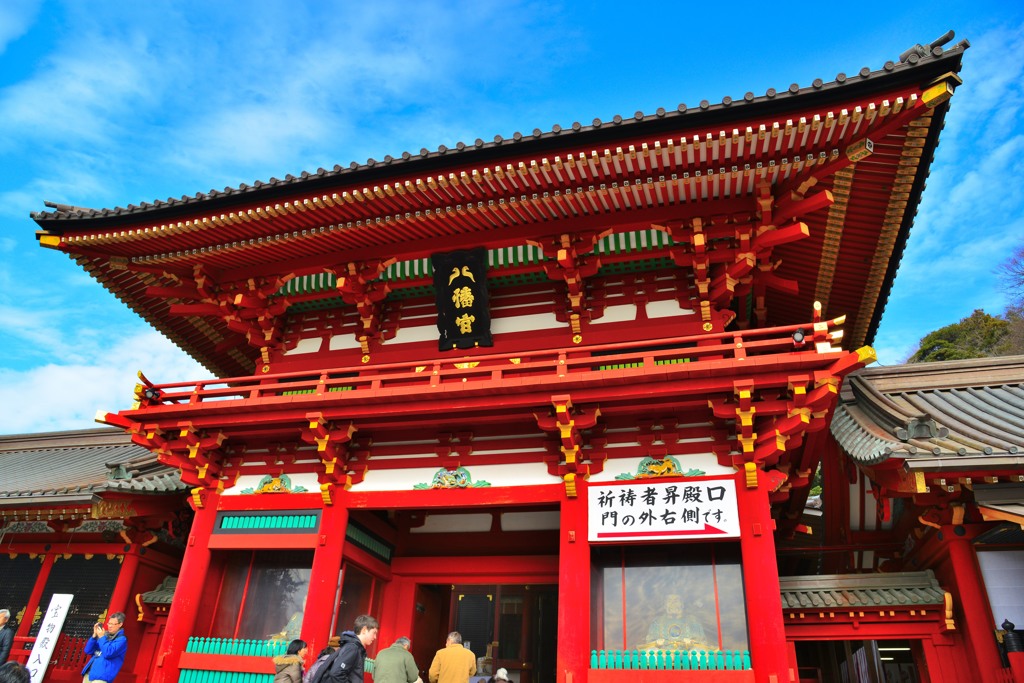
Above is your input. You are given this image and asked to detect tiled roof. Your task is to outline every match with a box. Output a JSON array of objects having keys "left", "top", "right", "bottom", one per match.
[
  {"left": 830, "top": 356, "right": 1024, "bottom": 467},
  {"left": 30, "top": 37, "right": 968, "bottom": 226},
  {"left": 140, "top": 576, "right": 177, "bottom": 605},
  {"left": 0, "top": 428, "right": 186, "bottom": 504},
  {"left": 974, "top": 482, "right": 1024, "bottom": 527},
  {"left": 780, "top": 570, "right": 945, "bottom": 609},
  {"left": 31, "top": 37, "right": 969, "bottom": 378}
]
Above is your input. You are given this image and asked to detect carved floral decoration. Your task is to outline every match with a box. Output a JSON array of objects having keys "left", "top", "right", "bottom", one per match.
[
  {"left": 240, "top": 473, "right": 308, "bottom": 494},
  {"left": 414, "top": 467, "right": 491, "bottom": 489},
  {"left": 615, "top": 456, "right": 705, "bottom": 480}
]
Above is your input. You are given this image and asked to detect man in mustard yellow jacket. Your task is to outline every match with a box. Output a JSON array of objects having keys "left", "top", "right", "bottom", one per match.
[{"left": 428, "top": 632, "right": 476, "bottom": 683}]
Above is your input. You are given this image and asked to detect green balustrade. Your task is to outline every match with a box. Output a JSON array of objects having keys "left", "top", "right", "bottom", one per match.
[
  {"left": 220, "top": 514, "right": 319, "bottom": 530},
  {"left": 589, "top": 649, "right": 751, "bottom": 671},
  {"left": 179, "top": 673, "right": 274, "bottom": 683}
]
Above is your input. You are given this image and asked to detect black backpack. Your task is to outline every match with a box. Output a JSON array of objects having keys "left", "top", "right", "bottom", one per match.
[{"left": 310, "top": 642, "right": 358, "bottom": 683}]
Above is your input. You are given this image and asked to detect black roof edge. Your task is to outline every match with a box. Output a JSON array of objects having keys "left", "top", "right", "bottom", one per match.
[
  {"left": 864, "top": 57, "right": 964, "bottom": 346},
  {"left": 31, "top": 43, "right": 968, "bottom": 235}
]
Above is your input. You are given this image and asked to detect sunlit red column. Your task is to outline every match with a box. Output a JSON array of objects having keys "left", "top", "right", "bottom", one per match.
[
  {"left": 556, "top": 478, "right": 590, "bottom": 683},
  {"left": 152, "top": 488, "right": 220, "bottom": 683},
  {"left": 736, "top": 465, "right": 790, "bottom": 683}
]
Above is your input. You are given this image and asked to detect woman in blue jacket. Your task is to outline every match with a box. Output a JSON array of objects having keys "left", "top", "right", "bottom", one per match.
[{"left": 82, "top": 613, "right": 127, "bottom": 682}]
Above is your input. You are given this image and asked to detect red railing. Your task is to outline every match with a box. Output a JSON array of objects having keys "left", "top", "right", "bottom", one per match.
[
  {"left": 12, "top": 634, "right": 88, "bottom": 671},
  {"left": 131, "top": 317, "right": 846, "bottom": 410}
]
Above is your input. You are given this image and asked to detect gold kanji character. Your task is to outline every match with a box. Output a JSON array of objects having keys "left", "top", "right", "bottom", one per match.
[
  {"left": 455, "top": 313, "right": 476, "bottom": 334},
  {"left": 452, "top": 286, "right": 475, "bottom": 309}
]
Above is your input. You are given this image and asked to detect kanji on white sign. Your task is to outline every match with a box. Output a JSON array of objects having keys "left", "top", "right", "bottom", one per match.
[
  {"left": 28, "top": 593, "right": 73, "bottom": 683},
  {"left": 588, "top": 478, "right": 740, "bottom": 542}
]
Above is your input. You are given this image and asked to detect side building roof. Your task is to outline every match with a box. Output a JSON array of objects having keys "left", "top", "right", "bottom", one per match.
[
  {"left": 830, "top": 355, "right": 1024, "bottom": 470},
  {"left": 0, "top": 428, "right": 187, "bottom": 511},
  {"left": 780, "top": 570, "right": 946, "bottom": 610}
]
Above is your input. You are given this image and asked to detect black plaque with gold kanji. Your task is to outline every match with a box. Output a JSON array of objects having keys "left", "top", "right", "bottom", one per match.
[{"left": 432, "top": 247, "right": 492, "bottom": 351}]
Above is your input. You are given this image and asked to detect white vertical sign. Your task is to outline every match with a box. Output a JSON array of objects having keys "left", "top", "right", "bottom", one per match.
[{"left": 27, "top": 593, "right": 73, "bottom": 683}]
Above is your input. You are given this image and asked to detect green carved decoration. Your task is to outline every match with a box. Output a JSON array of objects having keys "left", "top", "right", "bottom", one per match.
[
  {"left": 240, "top": 473, "right": 308, "bottom": 494},
  {"left": 615, "top": 456, "right": 705, "bottom": 480},
  {"left": 414, "top": 467, "right": 491, "bottom": 489}
]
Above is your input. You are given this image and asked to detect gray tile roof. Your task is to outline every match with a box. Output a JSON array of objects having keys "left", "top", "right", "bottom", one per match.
[
  {"left": 0, "top": 428, "right": 187, "bottom": 504},
  {"left": 831, "top": 356, "right": 1024, "bottom": 468},
  {"left": 780, "top": 570, "right": 946, "bottom": 609},
  {"left": 974, "top": 482, "right": 1024, "bottom": 525},
  {"left": 140, "top": 576, "right": 177, "bottom": 605},
  {"left": 30, "top": 37, "right": 969, "bottom": 226}
]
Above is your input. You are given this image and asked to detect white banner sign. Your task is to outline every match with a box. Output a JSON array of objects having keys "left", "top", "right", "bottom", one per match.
[
  {"left": 588, "top": 478, "right": 740, "bottom": 542},
  {"left": 27, "top": 593, "right": 73, "bottom": 683}
]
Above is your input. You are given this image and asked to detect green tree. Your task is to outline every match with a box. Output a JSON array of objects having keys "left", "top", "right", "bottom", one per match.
[{"left": 908, "top": 309, "right": 1024, "bottom": 363}]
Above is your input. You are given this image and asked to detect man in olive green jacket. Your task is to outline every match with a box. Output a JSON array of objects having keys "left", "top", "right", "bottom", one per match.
[{"left": 374, "top": 637, "right": 420, "bottom": 683}]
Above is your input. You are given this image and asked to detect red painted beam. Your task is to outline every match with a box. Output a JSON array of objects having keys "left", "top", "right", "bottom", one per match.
[
  {"left": 177, "top": 652, "right": 274, "bottom": 674},
  {"left": 207, "top": 533, "right": 319, "bottom": 549}
]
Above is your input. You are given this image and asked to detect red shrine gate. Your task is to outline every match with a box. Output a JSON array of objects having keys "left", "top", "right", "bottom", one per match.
[{"left": 28, "top": 33, "right": 999, "bottom": 683}]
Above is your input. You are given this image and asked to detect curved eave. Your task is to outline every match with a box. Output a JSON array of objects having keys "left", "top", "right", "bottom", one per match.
[
  {"left": 32, "top": 44, "right": 968, "bottom": 375},
  {"left": 31, "top": 44, "right": 967, "bottom": 232},
  {"left": 832, "top": 356, "right": 1024, "bottom": 470},
  {"left": 830, "top": 403, "right": 913, "bottom": 466}
]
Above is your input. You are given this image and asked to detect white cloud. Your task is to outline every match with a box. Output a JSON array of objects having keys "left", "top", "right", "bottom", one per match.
[
  {"left": 0, "top": 330, "right": 212, "bottom": 435},
  {"left": 0, "top": 34, "right": 159, "bottom": 151},
  {"left": 874, "top": 19, "right": 1024, "bottom": 364},
  {"left": 0, "top": 0, "right": 40, "bottom": 55}
]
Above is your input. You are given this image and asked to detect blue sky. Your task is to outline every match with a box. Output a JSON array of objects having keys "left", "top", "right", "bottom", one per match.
[{"left": 2, "top": 1, "right": 1023, "bottom": 434}]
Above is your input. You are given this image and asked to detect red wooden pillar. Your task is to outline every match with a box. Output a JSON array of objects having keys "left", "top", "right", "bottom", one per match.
[
  {"left": 1007, "top": 651, "right": 1024, "bottom": 683},
  {"left": 820, "top": 438, "right": 851, "bottom": 574},
  {"left": 920, "top": 639, "right": 943, "bottom": 683},
  {"left": 943, "top": 527, "right": 1005, "bottom": 683},
  {"left": 924, "top": 635, "right": 972, "bottom": 683},
  {"left": 301, "top": 501, "right": 348, "bottom": 655},
  {"left": 152, "top": 488, "right": 221, "bottom": 683},
  {"left": 380, "top": 575, "right": 416, "bottom": 647},
  {"left": 556, "top": 480, "right": 590, "bottom": 683},
  {"left": 14, "top": 553, "right": 55, "bottom": 641},
  {"left": 107, "top": 544, "right": 141, "bottom": 617},
  {"left": 736, "top": 467, "right": 789, "bottom": 683}
]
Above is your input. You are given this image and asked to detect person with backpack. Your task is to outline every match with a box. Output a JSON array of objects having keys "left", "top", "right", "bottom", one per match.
[
  {"left": 303, "top": 636, "right": 339, "bottom": 683},
  {"left": 310, "top": 615, "right": 379, "bottom": 683}
]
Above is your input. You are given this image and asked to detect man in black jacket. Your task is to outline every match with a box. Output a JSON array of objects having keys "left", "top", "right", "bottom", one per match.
[
  {"left": 0, "top": 609, "right": 12, "bottom": 664},
  {"left": 313, "top": 614, "right": 379, "bottom": 683}
]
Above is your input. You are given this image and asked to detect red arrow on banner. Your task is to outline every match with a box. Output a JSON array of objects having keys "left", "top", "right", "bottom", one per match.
[{"left": 596, "top": 523, "right": 729, "bottom": 539}]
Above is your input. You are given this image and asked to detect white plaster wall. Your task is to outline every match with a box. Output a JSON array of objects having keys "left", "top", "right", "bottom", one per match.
[
  {"left": 590, "top": 453, "right": 733, "bottom": 483},
  {"left": 646, "top": 299, "right": 695, "bottom": 318},
  {"left": 282, "top": 337, "right": 322, "bottom": 356},
  {"left": 491, "top": 311, "right": 563, "bottom": 334},
  {"left": 357, "top": 461, "right": 557, "bottom": 491}
]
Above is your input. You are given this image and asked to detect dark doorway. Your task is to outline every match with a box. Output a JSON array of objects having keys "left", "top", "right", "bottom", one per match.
[
  {"left": 411, "top": 584, "right": 453, "bottom": 682},
  {"left": 414, "top": 584, "right": 557, "bottom": 683},
  {"left": 794, "top": 639, "right": 923, "bottom": 683}
]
